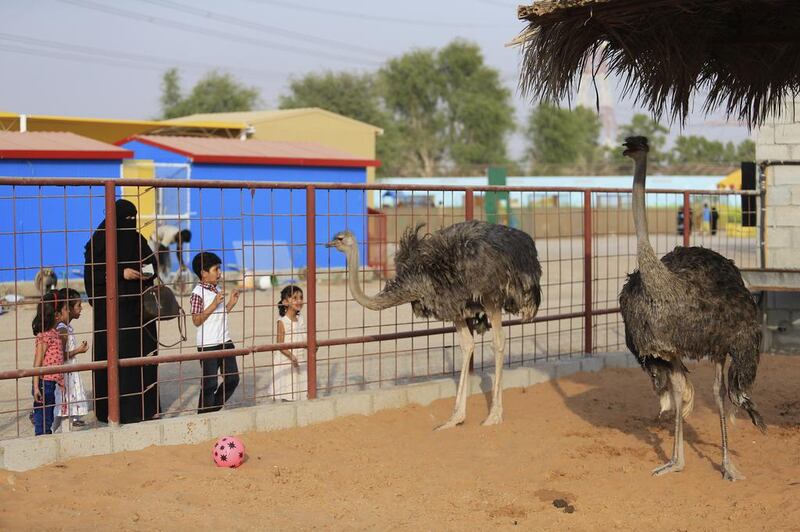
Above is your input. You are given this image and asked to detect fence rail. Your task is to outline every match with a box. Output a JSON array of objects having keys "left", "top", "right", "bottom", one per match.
[{"left": 0, "top": 177, "right": 762, "bottom": 439}]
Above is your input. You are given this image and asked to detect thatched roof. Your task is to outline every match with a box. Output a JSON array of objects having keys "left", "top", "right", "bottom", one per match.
[{"left": 516, "top": 0, "right": 800, "bottom": 126}]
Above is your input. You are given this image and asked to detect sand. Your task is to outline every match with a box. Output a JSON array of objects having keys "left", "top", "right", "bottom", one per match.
[{"left": 1, "top": 354, "right": 798, "bottom": 531}]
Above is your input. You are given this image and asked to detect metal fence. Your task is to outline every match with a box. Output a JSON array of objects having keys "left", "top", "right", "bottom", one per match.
[{"left": 0, "top": 177, "right": 761, "bottom": 440}]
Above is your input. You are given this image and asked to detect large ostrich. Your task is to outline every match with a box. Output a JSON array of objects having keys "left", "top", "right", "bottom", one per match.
[
  {"left": 618, "top": 136, "right": 766, "bottom": 480},
  {"left": 327, "top": 220, "right": 542, "bottom": 429}
]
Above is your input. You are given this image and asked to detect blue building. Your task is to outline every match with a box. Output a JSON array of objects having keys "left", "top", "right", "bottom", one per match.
[
  {"left": 0, "top": 131, "right": 132, "bottom": 283},
  {"left": 120, "top": 135, "right": 380, "bottom": 274}
]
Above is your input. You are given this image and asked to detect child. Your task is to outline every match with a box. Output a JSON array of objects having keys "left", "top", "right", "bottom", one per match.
[
  {"left": 274, "top": 285, "right": 308, "bottom": 401},
  {"left": 190, "top": 252, "right": 240, "bottom": 413},
  {"left": 31, "top": 291, "right": 66, "bottom": 436},
  {"left": 52, "top": 288, "right": 90, "bottom": 432}
]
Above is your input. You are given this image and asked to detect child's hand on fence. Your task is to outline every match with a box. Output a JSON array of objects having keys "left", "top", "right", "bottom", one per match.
[
  {"left": 227, "top": 289, "right": 240, "bottom": 311},
  {"left": 76, "top": 341, "right": 89, "bottom": 354},
  {"left": 213, "top": 289, "right": 225, "bottom": 308},
  {"left": 290, "top": 355, "right": 299, "bottom": 369}
]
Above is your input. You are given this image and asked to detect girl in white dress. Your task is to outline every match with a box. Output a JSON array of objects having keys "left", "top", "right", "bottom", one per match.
[
  {"left": 273, "top": 285, "right": 308, "bottom": 401},
  {"left": 53, "top": 288, "right": 89, "bottom": 432}
]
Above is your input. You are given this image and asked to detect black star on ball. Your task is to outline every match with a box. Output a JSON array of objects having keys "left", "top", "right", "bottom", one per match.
[
  {"left": 220, "top": 455, "right": 228, "bottom": 462},
  {"left": 227, "top": 441, "right": 236, "bottom": 449}
]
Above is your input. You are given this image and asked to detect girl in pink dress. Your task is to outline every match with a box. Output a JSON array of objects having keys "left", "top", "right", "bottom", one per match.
[{"left": 31, "top": 291, "right": 66, "bottom": 436}]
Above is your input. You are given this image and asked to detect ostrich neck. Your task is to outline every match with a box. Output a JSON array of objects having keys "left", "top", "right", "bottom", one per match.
[
  {"left": 344, "top": 245, "right": 408, "bottom": 310},
  {"left": 632, "top": 154, "right": 669, "bottom": 283}
]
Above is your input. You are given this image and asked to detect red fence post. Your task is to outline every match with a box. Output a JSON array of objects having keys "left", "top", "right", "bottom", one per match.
[
  {"left": 104, "top": 181, "right": 120, "bottom": 426},
  {"left": 305, "top": 185, "right": 318, "bottom": 400},
  {"left": 683, "top": 191, "right": 691, "bottom": 247},
  {"left": 465, "top": 188, "right": 474, "bottom": 372},
  {"left": 583, "top": 190, "right": 593, "bottom": 355}
]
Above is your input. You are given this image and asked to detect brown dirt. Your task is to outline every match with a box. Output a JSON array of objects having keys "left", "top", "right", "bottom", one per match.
[{"left": 2, "top": 355, "right": 799, "bottom": 531}]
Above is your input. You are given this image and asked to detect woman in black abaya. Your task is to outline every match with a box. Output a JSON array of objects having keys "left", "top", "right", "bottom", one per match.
[{"left": 84, "top": 199, "right": 160, "bottom": 423}]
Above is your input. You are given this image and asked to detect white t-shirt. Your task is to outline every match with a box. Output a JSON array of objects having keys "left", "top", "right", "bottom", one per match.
[
  {"left": 190, "top": 282, "right": 231, "bottom": 347},
  {"left": 151, "top": 225, "right": 180, "bottom": 248}
]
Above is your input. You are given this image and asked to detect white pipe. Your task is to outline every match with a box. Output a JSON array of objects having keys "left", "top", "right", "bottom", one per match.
[{"left": 20, "top": 114, "right": 27, "bottom": 132}]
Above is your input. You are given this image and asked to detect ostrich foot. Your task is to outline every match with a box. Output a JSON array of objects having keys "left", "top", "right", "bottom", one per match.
[
  {"left": 434, "top": 414, "right": 465, "bottom": 431},
  {"left": 481, "top": 409, "right": 503, "bottom": 427},
  {"left": 652, "top": 459, "right": 684, "bottom": 476},
  {"left": 722, "top": 459, "right": 745, "bottom": 481}
]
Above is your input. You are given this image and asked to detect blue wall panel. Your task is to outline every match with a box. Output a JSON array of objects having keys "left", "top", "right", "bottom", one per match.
[{"left": 0, "top": 158, "right": 118, "bottom": 282}]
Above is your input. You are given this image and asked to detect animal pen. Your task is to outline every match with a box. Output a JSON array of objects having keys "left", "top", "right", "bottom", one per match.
[{"left": 0, "top": 176, "right": 761, "bottom": 439}]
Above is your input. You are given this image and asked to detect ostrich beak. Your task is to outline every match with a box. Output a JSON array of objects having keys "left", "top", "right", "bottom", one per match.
[{"left": 325, "top": 240, "right": 335, "bottom": 248}]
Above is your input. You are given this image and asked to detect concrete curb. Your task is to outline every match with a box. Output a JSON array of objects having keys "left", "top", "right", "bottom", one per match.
[{"left": 0, "top": 352, "right": 635, "bottom": 471}]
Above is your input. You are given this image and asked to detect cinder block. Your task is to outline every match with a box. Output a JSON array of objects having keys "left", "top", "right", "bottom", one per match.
[
  {"left": 603, "top": 352, "right": 633, "bottom": 369},
  {"left": 580, "top": 356, "right": 604, "bottom": 373},
  {"left": 767, "top": 185, "right": 792, "bottom": 206},
  {"left": 774, "top": 123, "right": 800, "bottom": 144},
  {"left": 501, "top": 367, "right": 530, "bottom": 390},
  {"left": 756, "top": 143, "right": 792, "bottom": 161},
  {"left": 58, "top": 427, "right": 113, "bottom": 461},
  {"left": 766, "top": 227, "right": 793, "bottom": 248},
  {"left": 296, "top": 399, "right": 336, "bottom": 427},
  {"left": 160, "top": 415, "right": 211, "bottom": 446},
  {"left": 209, "top": 409, "right": 256, "bottom": 437},
  {"left": 333, "top": 391, "right": 373, "bottom": 417},
  {"left": 373, "top": 386, "right": 408, "bottom": 412},
  {"left": 255, "top": 403, "right": 297, "bottom": 432},
  {"left": 469, "top": 373, "right": 492, "bottom": 395},
  {"left": 0, "top": 435, "right": 60, "bottom": 472},
  {"left": 773, "top": 165, "right": 800, "bottom": 186},
  {"left": 756, "top": 125, "right": 775, "bottom": 145},
  {"left": 405, "top": 382, "right": 441, "bottom": 406},
  {"left": 553, "top": 359, "right": 581, "bottom": 379},
  {"left": 769, "top": 248, "right": 798, "bottom": 269},
  {"left": 528, "top": 364, "right": 556, "bottom": 385},
  {"left": 110, "top": 422, "right": 161, "bottom": 452}
]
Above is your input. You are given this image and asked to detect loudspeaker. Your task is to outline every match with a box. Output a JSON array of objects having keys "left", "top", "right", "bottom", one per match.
[{"left": 741, "top": 161, "right": 757, "bottom": 227}]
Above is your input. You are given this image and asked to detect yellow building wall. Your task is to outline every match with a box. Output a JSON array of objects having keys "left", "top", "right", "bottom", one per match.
[
  {"left": 121, "top": 160, "right": 156, "bottom": 239},
  {"left": 250, "top": 113, "right": 379, "bottom": 185}
]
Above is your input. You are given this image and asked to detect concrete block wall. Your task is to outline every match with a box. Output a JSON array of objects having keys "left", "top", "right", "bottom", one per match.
[
  {"left": 0, "top": 353, "right": 639, "bottom": 472},
  {"left": 755, "top": 96, "right": 800, "bottom": 353}
]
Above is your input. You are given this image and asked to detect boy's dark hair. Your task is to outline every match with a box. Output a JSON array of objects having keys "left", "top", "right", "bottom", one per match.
[
  {"left": 278, "top": 285, "right": 303, "bottom": 317},
  {"left": 32, "top": 290, "right": 66, "bottom": 335},
  {"left": 192, "top": 252, "right": 222, "bottom": 279},
  {"left": 57, "top": 287, "right": 82, "bottom": 312},
  {"left": 179, "top": 229, "right": 192, "bottom": 244}
]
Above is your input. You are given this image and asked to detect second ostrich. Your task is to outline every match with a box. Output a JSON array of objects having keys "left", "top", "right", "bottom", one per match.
[
  {"left": 327, "top": 220, "right": 542, "bottom": 429},
  {"left": 619, "top": 136, "right": 766, "bottom": 480}
]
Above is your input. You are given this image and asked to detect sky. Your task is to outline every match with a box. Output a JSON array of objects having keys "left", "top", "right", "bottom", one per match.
[{"left": 0, "top": 0, "right": 751, "bottom": 158}]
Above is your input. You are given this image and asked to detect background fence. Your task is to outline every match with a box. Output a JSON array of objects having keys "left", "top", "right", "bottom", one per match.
[{"left": 0, "top": 177, "right": 762, "bottom": 440}]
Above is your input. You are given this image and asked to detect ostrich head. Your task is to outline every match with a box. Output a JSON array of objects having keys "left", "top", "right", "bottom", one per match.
[
  {"left": 326, "top": 230, "right": 357, "bottom": 253},
  {"left": 622, "top": 136, "right": 649, "bottom": 159}
]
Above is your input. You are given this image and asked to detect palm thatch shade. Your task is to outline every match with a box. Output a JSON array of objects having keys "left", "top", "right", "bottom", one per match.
[{"left": 516, "top": 0, "right": 800, "bottom": 126}]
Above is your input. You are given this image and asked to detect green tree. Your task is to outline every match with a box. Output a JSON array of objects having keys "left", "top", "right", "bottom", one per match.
[
  {"left": 524, "top": 103, "right": 601, "bottom": 173},
  {"left": 378, "top": 40, "right": 515, "bottom": 176},
  {"left": 160, "top": 68, "right": 261, "bottom": 119},
  {"left": 437, "top": 40, "right": 515, "bottom": 172},
  {"left": 613, "top": 114, "right": 669, "bottom": 165},
  {"left": 736, "top": 138, "right": 756, "bottom": 161},
  {"left": 278, "top": 71, "right": 401, "bottom": 176}
]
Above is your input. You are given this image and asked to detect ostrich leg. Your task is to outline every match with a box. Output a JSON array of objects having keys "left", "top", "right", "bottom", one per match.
[
  {"left": 435, "top": 319, "right": 475, "bottom": 431},
  {"left": 653, "top": 366, "right": 687, "bottom": 475},
  {"left": 715, "top": 360, "right": 744, "bottom": 481},
  {"left": 482, "top": 307, "right": 505, "bottom": 426}
]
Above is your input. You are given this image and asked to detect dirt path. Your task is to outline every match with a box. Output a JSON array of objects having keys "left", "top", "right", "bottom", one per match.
[{"left": 1, "top": 355, "right": 798, "bottom": 531}]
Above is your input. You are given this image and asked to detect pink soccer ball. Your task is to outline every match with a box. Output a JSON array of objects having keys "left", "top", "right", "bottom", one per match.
[{"left": 212, "top": 436, "right": 246, "bottom": 468}]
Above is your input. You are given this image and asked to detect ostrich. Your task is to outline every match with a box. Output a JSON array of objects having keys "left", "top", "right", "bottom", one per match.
[
  {"left": 327, "top": 220, "right": 542, "bottom": 429},
  {"left": 618, "top": 136, "right": 766, "bottom": 480},
  {"left": 34, "top": 267, "right": 58, "bottom": 295}
]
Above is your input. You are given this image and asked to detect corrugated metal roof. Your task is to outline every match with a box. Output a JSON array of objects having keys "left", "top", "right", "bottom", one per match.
[
  {"left": 131, "top": 135, "right": 380, "bottom": 168},
  {"left": 0, "top": 131, "right": 133, "bottom": 160},
  {"left": 162, "top": 108, "right": 384, "bottom": 133}
]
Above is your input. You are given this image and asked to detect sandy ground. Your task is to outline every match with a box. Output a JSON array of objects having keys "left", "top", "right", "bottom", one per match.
[{"left": 1, "top": 355, "right": 797, "bottom": 531}]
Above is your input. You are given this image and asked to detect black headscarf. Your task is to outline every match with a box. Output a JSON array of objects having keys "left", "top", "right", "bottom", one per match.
[{"left": 84, "top": 199, "right": 140, "bottom": 263}]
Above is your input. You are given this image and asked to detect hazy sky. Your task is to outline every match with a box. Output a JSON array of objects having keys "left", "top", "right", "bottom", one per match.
[{"left": 1, "top": 0, "right": 750, "bottom": 157}]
